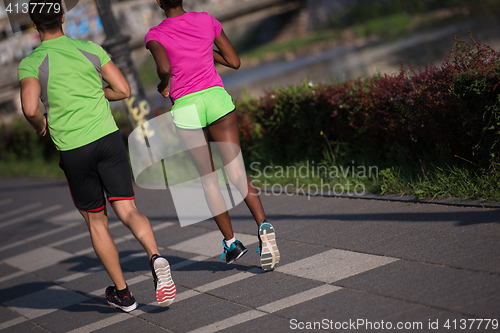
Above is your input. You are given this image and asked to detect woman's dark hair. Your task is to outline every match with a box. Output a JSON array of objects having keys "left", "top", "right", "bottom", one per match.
[
  {"left": 29, "top": 0, "right": 64, "bottom": 33},
  {"left": 159, "top": 0, "right": 183, "bottom": 9}
]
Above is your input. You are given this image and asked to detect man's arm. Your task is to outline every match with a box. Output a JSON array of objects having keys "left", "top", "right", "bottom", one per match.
[
  {"left": 20, "top": 77, "right": 47, "bottom": 136},
  {"left": 146, "top": 40, "right": 171, "bottom": 98},
  {"left": 214, "top": 30, "right": 240, "bottom": 69},
  {"left": 101, "top": 60, "right": 131, "bottom": 101}
]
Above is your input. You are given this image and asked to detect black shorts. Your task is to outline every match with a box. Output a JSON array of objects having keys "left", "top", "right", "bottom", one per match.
[{"left": 59, "top": 130, "right": 135, "bottom": 212}]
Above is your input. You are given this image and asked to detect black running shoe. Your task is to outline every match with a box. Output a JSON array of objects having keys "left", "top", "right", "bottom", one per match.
[
  {"left": 105, "top": 286, "right": 137, "bottom": 312},
  {"left": 150, "top": 254, "right": 176, "bottom": 307},
  {"left": 220, "top": 239, "right": 248, "bottom": 264}
]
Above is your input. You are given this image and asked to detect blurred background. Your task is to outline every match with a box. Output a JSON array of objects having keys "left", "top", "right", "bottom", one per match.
[
  {"left": 1, "top": 0, "right": 500, "bottom": 193},
  {"left": 1, "top": 0, "right": 500, "bottom": 118}
]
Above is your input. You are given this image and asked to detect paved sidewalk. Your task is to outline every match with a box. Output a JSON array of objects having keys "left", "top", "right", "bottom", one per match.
[{"left": 0, "top": 178, "right": 499, "bottom": 332}]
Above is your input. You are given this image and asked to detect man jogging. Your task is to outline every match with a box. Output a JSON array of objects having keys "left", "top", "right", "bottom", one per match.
[{"left": 18, "top": 0, "right": 175, "bottom": 312}]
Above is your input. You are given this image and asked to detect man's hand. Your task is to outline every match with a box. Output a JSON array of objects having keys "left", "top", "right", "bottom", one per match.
[
  {"left": 20, "top": 77, "right": 47, "bottom": 135},
  {"left": 101, "top": 61, "right": 131, "bottom": 101},
  {"left": 37, "top": 114, "right": 47, "bottom": 136}
]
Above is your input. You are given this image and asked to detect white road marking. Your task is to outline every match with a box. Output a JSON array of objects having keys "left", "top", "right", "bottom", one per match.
[
  {"left": 48, "top": 220, "right": 123, "bottom": 248},
  {"left": 195, "top": 267, "right": 263, "bottom": 293},
  {"left": 4, "top": 285, "right": 89, "bottom": 319},
  {"left": 0, "top": 246, "right": 399, "bottom": 333},
  {"left": 0, "top": 223, "right": 80, "bottom": 253},
  {"left": 0, "top": 205, "right": 62, "bottom": 229},
  {"left": 0, "top": 271, "right": 25, "bottom": 284},
  {"left": 187, "top": 285, "right": 340, "bottom": 333},
  {"left": 4, "top": 246, "right": 73, "bottom": 272},
  {"left": 170, "top": 255, "right": 211, "bottom": 271},
  {"left": 0, "top": 316, "right": 28, "bottom": 330},
  {"left": 74, "top": 222, "right": 174, "bottom": 256},
  {"left": 256, "top": 284, "right": 341, "bottom": 313},
  {"left": 65, "top": 313, "right": 131, "bottom": 333},
  {"left": 0, "top": 198, "right": 13, "bottom": 207},
  {"left": 0, "top": 202, "right": 42, "bottom": 220},
  {"left": 276, "top": 248, "right": 398, "bottom": 283},
  {"left": 45, "top": 210, "right": 82, "bottom": 226},
  {"left": 170, "top": 230, "right": 258, "bottom": 257}
]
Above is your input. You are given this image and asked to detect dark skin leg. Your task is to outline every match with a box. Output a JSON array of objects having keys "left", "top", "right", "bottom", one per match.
[
  {"left": 207, "top": 111, "right": 266, "bottom": 226},
  {"left": 175, "top": 111, "right": 266, "bottom": 241}
]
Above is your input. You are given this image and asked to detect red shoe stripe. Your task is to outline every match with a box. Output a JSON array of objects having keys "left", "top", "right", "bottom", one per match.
[
  {"left": 158, "top": 294, "right": 176, "bottom": 300},
  {"left": 157, "top": 290, "right": 176, "bottom": 297},
  {"left": 156, "top": 290, "right": 176, "bottom": 296},
  {"left": 158, "top": 285, "right": 176, "bottom": 292}
]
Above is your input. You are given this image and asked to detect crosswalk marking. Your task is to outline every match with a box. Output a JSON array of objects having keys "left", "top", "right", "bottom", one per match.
[
  {"left": 65, "top": 313, "right": 131, "bottom": 333},
  {"left": 256, "top": 284, "right": 341, "bottom": 313},
  {"left": 0, "top": 202, "right": 42, "bottom": 220},
  {"left": 45, "top": 210, "right": 82, "bottom": 226},
  {"left": 189, "top": 310, "right": 265, "bottom": 333},
  {"left": 0, "top": 198, "right": 13, "bottom": 207},
  {"left": 170, "top": 255, "right": 211, "bottom": 270},
  {"left": 74, "top": 221, "right": 174, "bottom": 256},
  {"left": 4, "top": 246, "right": 73, "bottom": 272},
  {"left": 0, "top": 316, "right": 28, "bottom": 330},
  {"left": 4, "top": 285, "right": 89, "bottom": 320},
  {"left": 0, "top": 206, "right": 402, "bottom": 333},
  {"left": 276, "top": 248, "right": 398, "bottom": 283},
  {"left": 170, "top": 230, "right": 258, "bottom": 257},
  {"left": 195, "top": 267, "right": 263, "bottom": 293},
  {"left": 0, "top": 223, "right": 80, "bottom": 253},
  {"left": 0, "top": 245, "right": 399, "bottom": 332},
  {"left": 187, "top": 285, "right": 340, "bottom": 333},
  {"left": 0, "top": 271, "right": 24, "bottom": 284},
  {"left": 0, "top": 222, "right": 174, "bottom": 284},
  {"left": 48, "top": 220, "right": 124, "bottom": 248},
  {"left": 1, "top": 266, "right": 151, "bottom": 328},
  {"left": 0, "top": 205, "right": 62, "bottom": 229}
]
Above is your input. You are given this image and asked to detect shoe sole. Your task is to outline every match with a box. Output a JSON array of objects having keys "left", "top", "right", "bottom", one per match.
[
  {"left": 259, "top": 223, "right": 280, "bottom": 271},
  {"left": 154, "top": 257, "right": 176, "bottom": 307},
  {"left": 107, "top": 300, "right": 138, "bottom": 313},
  {"left": 227, "top": 247, "right": 248, "bottom": 264}
]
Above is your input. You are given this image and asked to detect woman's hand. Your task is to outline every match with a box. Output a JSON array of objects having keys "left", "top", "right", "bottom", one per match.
[{"left": 158, "top": 82, "right": 170, "bottom": 98}]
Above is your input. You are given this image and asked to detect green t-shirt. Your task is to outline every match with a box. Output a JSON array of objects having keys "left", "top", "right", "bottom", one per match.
[{"left": 18, "top": 35, "right": 118, "bottom": 151}]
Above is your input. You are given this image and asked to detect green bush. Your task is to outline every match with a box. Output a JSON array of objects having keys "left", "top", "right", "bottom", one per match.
[{"left": 237, "top": 35, "right": 500, "bottom": 170}]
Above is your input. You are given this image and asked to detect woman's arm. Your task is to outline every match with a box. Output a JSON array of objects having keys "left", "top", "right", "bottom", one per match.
[
  {"left": 214, "top": 30, "right": 240, "bottom": 69},
  {"left": 146, "top": 40, "right": 171, "bottom": 98}
]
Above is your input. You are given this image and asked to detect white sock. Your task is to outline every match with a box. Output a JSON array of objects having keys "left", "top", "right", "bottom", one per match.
[{"left": 225, "top": 236, "right": 236, "bottom": 247}]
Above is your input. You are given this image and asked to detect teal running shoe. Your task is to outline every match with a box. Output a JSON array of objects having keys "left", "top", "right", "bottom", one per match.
[{"left": 256, "top": 221, "right": 280, "bottom": 271}]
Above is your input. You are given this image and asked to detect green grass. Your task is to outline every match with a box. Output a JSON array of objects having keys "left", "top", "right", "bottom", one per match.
[
  {"left": 0, "top": 156, "right": 498, "bottom": 202},
  {"left": 379, "top": 163, "right": 500, "bottom": 202},
  {"left": 240, "top": 30, "right": 341, "bottom": 62},
  {"left": 353, "top": 12, "right": 413, "bottom": 38},
  {"left": 248, "top": 160, "right": 382, "bottom": 197},
  {"left": 0, "top": 157, "right": 64, "bottom": 179},
  {"left": 247, "top": 156, "right": 500, "bottom": 202}
]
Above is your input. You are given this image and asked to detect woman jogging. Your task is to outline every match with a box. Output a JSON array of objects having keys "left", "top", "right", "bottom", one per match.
[{"left": 145, "top": 0, "right": 280, "bottom": 270}]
